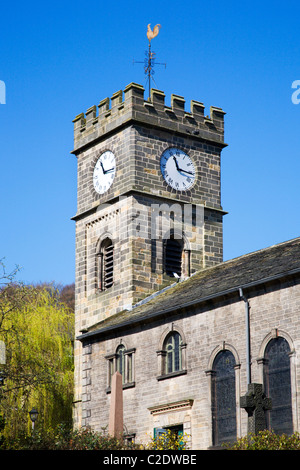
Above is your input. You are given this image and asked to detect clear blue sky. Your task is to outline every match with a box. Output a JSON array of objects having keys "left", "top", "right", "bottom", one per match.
[{"left": 1, "top": 0, "right": 299, "bottom": 286}]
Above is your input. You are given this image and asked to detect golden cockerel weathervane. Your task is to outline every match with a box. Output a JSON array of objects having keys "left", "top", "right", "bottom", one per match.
[
  {"left": 147, "top": 23, "right": 161, "bottom": 42},
  {"left": 134, "top": 24, "right": 166, "bottom": 100}
]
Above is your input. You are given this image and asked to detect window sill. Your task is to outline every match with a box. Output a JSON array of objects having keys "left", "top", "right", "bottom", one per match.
[
  {"left": 157, "top": 370, "right": 187, "bottom": 381},
  {"left": 106, "top": 381, "right": 135, "bottom": 394}
]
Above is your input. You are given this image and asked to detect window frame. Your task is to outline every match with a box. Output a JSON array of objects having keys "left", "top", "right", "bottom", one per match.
[
  {"left": 164, "top": 236, "right": 184, "bottom": 278},
  {"left": 163, "top": 230, "right": 191, "bottom": 279},
  {"left": 156, "top": 329, "right": 187, "bottom": 381},
  {"left": 165, "top": 332, "right": 182, "bottom": 374},
  {"left": 106, "top": 344, "right": 136, "bottom": 392},
  {"left": 97, "top": 237, "right": 114, "bottom": 291},
  {"left": 263, "top": 336, "right": 293, "bottom": 435},
  {"left": 210, "top": 349, "right": 237, "bottom": 447},
  {"left": 153, "top": 424, "right": 184, "bottom": 448}
]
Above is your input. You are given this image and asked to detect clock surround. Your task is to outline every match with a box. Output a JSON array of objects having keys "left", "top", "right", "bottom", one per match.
[
  {"left": 93, "top": 150, "right": 116, "bottom": 195},
  {"left": 160, "top": 147, "right": 196, "bottom": 191}
]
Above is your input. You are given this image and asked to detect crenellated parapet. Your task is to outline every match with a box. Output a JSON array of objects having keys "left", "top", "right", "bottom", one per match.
[{"left": 72, "top": 83, "right": 226, "bottom": 153}]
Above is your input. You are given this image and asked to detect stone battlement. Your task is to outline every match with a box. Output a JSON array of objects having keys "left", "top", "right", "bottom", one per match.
[{"left": 72, "top": 83, "right": 226, "bottom": 153}]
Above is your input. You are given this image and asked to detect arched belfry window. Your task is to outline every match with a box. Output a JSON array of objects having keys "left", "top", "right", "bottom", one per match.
[
  {"left": 97, "top": 237, "right": 114, "bottom": 290},
  {"left": 164, "top": 235, "right": 184, "bottom": 278},
  {"left": 263, "top": 337, "right": 293, "bottom": 435},
  {"left": 211, "top": 350, "right": 237, "bottom": 447}
]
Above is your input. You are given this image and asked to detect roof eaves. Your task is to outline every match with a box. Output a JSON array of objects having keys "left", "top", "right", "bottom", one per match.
[{"left": 77, "top": 266, "right": 300, "bottom": 342}]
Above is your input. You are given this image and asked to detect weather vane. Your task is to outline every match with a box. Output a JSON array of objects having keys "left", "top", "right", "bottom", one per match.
[{"left": 133, "top": 24, "right": 166, "bottom": 100}]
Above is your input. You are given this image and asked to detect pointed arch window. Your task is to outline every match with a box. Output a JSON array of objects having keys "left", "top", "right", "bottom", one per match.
[
  {"left": 97, "top": 238, "right": 114, "bottom": 290},
  {"left": 211, "top": 350, "right": 237, "bottom": 447},
  {"left": 263, "top": 337, "right": 293, "bottom": 435}
]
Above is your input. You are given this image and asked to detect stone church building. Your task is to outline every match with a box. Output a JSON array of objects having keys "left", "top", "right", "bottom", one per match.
[{"left": 71, "top": 82, "right": 300, "bottom": 449}]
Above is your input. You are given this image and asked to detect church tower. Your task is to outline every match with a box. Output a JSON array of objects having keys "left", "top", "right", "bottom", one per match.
[
  {"left": 71, "top": 83, "right": 226, "bottom": 426},
  {"left": 72, "top": 83, "right": 226, "bottom": 329}
]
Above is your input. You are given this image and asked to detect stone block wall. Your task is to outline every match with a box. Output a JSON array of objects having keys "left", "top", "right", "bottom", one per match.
[
  {"left": 78, "top": 275, "right": 300, "bottom": 449},
  {"left": 72, "top": 83, "right": 225, "bottom": 153}
]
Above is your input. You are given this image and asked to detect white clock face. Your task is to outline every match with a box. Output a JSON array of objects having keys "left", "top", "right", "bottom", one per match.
[
  {"left": 160, "top": 148, "right": 196, "bottom": 191},
  {"left": 93, "top": 151, "right": 116, "bottom": 194}
]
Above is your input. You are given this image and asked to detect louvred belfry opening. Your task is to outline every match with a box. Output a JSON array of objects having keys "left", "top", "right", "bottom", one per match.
[
  {"left": 103, "top": 240, "right": 114, "bottom": 289},
  {"left": 165, "top": 236, "right": 183, "bottom": 277},
  {"left": 98, "top": 238, "right": 114, "bottom": 290}
]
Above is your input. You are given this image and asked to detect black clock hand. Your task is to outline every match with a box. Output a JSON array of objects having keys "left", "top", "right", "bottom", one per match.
[
  {"left": 100, "top": 162, "right": 106, "bottom": 173},
  {"left": 101, "top": 162, "right": 114, "bottom": 174},
  {"left": 173, "top": 156, "right": 180, "bottom": 171},
  {"left": 173, "top": 155, "right": 194, "bottom": 176},
  {"left": 178, "top": 169, "right": 194, "bottom": 176},
  {"left": 173, "top": 156, "right": 194, "bottom": 175}
]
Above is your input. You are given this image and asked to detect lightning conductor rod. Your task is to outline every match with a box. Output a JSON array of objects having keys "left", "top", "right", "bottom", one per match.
[
  {"left": 239, "top": 287, "right": 251, "bottom": 385},
  {"left": 147, "top": 41, "right": 152, "bottom": 100}
]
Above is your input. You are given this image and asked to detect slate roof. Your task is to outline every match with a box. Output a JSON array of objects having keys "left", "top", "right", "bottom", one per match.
[{"left": 78, "top": 237, "right": 300, "bottom": 341}]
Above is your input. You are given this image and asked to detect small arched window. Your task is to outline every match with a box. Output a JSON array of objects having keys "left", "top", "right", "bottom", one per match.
[
  {"left": 165, "top": 332, "right": 182, "bottom": 374},
  {"left": 164, "top": 235, "right": 183, "bottom": 278},
  {"left": 97, "top": 238, "right": 114, "bottom": 290},
  {"left": 116, "top": 344, "right": 125, "bottom": 382},
  {"left": 164, "top": 332, "right": 182, "bottom": 374},
  {"left": 157, "top": 329, "right": 187, "bottom": 380},
  {"left": 106, "top": 343, "right": 135, "bottom": 388}
]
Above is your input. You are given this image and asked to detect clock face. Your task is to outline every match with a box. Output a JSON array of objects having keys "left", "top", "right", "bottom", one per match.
[
  {"left": 93, "top": 151, "right": 116, "bottom": 194},
  {"left": 160, "top": 148, "right": 196, "bottom": 191}
]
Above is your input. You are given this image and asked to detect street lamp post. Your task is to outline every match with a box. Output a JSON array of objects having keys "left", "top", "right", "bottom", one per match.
[
  {"left": 29, "top": 408, "right": 38, "bottom": 431},
  {"left": 0, "top": 372, "right": 5, "bottom": 388}
]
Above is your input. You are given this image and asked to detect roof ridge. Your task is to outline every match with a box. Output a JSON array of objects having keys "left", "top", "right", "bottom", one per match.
[
  {"left": 222, "top": 235, "right": 300, "bottom": 265},
  {"left": 130, "top": 236, "right": 300, "bottom": 311},
  {"left": 79, "top": 236, "right": 300, "bottom": 340}
]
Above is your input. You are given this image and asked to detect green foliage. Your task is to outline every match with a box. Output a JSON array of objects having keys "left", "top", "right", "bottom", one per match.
[
  {"left": 225, "top": 430, "right": 300, "bottom": 450},
  {"left": 0, "top": 425, "right": 139, "bottom": 450},
  {"left": 54, "top": 426, "right": 137, "bottom": 450},
  {"left": 4, "top": 427, "right": 300, "bottom": 451},
  {"left": 0, "top": 263, "right": 74, "bottom": 442},
  {"left": 0, "top": 425, "right": 190, "bottom": 450},
  {"left": 145, "top": 429, "right": 189, "bottom": 450}
]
